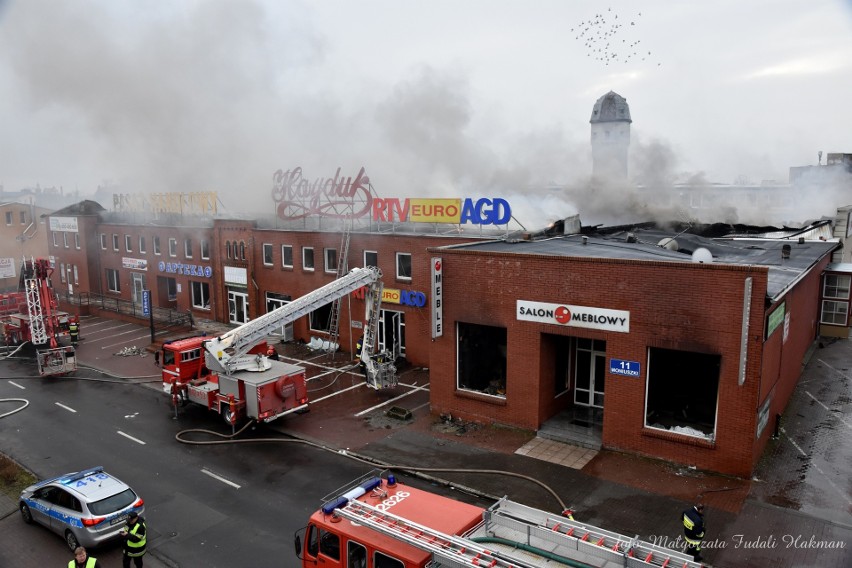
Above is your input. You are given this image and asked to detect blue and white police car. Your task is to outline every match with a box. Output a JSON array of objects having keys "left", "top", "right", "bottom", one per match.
[{"left": 19, "top": 466, "right": 144, "bottom": 551}]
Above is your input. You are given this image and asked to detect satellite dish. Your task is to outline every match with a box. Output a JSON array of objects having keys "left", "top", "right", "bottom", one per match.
[
  {"left": 691, "top": 247, "right": 714, "bottom": 264},
  {"left": 658, "top": 238, "right": 679, "bottom": 251}
]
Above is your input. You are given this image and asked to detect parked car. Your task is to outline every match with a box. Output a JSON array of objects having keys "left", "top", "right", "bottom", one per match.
[{"left": 19, "top": 465, "right": 144, "bottom": 550}]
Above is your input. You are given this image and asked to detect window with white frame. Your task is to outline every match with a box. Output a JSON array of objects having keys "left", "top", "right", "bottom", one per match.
[
  {"left": 63, "top": 233, "right": 68, "bottom": 248},
  {"left": 73, "top": 265, "right": 79, "bottom": 284},
  {"left": 239, "top": 241, "right": 246, "bottom": 260},
  {"left": 112, "top": 234, "right": 119, "bottom": 251},
  {"left": 201, "top": 239, "right": 210, "bottom": 260},
  {"left": 191, "top": 281, "right": 210, "bottom": 309},
  {"left": 184, "top": 238, "right": 192, "bottom": 258},
  {"left": 263, "top": 243, "right": 273, "bottom": 266},
  {"left": 823, "top": 274, "right": 851, "bottom": 299},
  {"left": 74, "top": 233, "right": 80, "bottom": 249},
  {"left": 4, "top": 212, "right": 11, "bottom": 225},
  {"left": 59, "top": 263, "right": 66, "bottom": 283},
  {"left": 324, "top": 248, "right": 338, "bottom": 273},
  {"left": 821, "top": 300, "right": 849, "bottom": 325},
  {"left": 168, "top": 238, "right": 177, "bottom": 257},
  {"left": 139, "top": 236, "right": 146, "bottom": 253},
  {"left": 19, "top": 211, "right": 26, "bottom": 224},
  {"left": 52, "top": 232, "right": 58, "bottom": 247},
  {"left": 303, "top": 247, "right": 314, "bottom": 271},
  {"left": 125, "top": 235, "right": 132, "bottom": 252},
  {"left": 153, "top": 236, "right": 161, "bottom": 255},
  {"left": 364, "top": 250, "right": 378, "bottom": 268},
  {"left": 106, "top": 268, "right": 121, "bottom": 292},
  {"left": 396, "top": 252, "right": 412, "bottom": 280},
  {"left": 282, "top": 245, "right": 293, "bottom": 268},
  {"left": 100, "top": 233, "right": 107, "bottom": 250}
]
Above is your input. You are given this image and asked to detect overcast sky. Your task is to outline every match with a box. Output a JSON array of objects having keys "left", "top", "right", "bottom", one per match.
[{"left": 0, "top": 0, "right": 850, "bottom": 225}]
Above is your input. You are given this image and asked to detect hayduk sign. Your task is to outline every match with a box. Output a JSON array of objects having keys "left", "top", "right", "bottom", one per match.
[
  {"left": 517, "top": 300, "right": 630, "bottom": 333},
  {"left": 272, "top": 166, "right": 511, "bottom": 225}
]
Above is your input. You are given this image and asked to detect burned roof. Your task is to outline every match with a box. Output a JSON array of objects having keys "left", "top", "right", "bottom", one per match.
[{"left": 438, "top": 223, "right": 839, "bottom": 301}]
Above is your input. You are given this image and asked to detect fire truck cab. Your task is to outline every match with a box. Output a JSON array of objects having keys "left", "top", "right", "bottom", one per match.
[{"left": 295, "top": 474, "right": 484, "bottom": 568}]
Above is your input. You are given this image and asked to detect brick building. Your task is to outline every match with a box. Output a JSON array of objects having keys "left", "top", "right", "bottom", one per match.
[{"left": 42, "top": 194, "right": 847, "bottom": 476}]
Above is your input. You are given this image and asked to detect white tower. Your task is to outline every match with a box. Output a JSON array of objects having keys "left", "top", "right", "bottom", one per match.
[{"left": 590, "top": 91, "right": 631, "bottom": 179}]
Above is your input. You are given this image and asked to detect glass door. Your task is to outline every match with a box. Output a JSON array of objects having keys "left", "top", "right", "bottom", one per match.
[{"left": 574, "top": 338, "right": 606, "bottom": 408}]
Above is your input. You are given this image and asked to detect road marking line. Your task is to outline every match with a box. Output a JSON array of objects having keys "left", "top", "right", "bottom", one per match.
[
  {"left": 310, "top": 382, "right": 364, "bottom": 403},
  {"left": 55, "top": 402, "right": 77, "bottom": 413},
  {"left": 117, "top": 431, "right": 147, "bottom": 445},
  {"left": 781, "top": 427, "right": 852, "bottom": 506},
  {"left": 354, "top": 383, "right": 430, "bottom": 417},
  {"left": 804, "top": 390, "right": 852, "bottom": 430},
  {"left": 8, "top": 381, "right": 25, "bottom": 390},
  {"left": 201, "top": 468, "right": 241, "bottom": 489}
]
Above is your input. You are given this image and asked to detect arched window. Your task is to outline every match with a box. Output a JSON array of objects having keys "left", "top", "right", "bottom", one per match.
[
  {"left": 225, "top": 240, "right": 231, "bottom": 259},
  {"left": 239, "top": 241, "right": 246, "bottom": 260}
]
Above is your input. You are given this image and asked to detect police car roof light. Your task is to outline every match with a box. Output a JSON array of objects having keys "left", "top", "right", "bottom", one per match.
[{"left": 60, "top": 466, "right": 105, "bottom": 485}]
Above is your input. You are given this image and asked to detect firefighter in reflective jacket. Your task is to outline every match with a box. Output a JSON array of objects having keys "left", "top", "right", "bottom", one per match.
[
  {"left": 69, "top": 320, "right": 79, "bottom": 344},
  {"left": 355, "top": 335, "right": 367, "bottom": 379},
  {"left": 682, "top": 503, "right": 705, "bottom": 562},
  {"left": 120, "top": 511, "right": 147, "bottom": 567}
]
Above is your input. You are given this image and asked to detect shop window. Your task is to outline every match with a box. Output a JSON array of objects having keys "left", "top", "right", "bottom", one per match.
[
  {"left": 396, "top": 252, "right": 412, "bottom": 280},
  {"left": 263, "top": 243, "right": 273, "bottom": 266},
  {"left": 310, "top": 303, "right": 331, "bottom": 332},
  {"left": 106, "top": 269, "right": 121, "bottom": 293},
  {"left": 821, "top": 300, "right": 849, "bottom": 325},
  {"left": 191, "top": 281, "right": 210, "bottom": 309},
  {"left": 823, "top": 274, "right": 851, "bottom": 299},
  {"left": 645, "top": 347, "right": 719, "bottom": 440},
  {"left": 364, "top": 250, "right": 378, "bottom": 268},
  {"left": 282, "top": 245, "right": 293, "bottom": 268},
  {"left": 139, "top": 236, "right": 146, "bottom": 253},
  {"left": 201, "top": 239, "right": 210, "bottom": 260},
  {"left": 303, "top": 247, "right": 315, "bottom": 271},
  {"left": 457, "top": 322, "right": 507, "bottom": 397},
  {"left": 153, "top": 236, "right": 161, "bottom": 255},
  {"left": 324, "top": 248, "right": 338, "bottom": 273},
  {"left": 125, "top": 235, "right": 132, "bottom": 252},
  {"left": 112, "top": 234, "right": 119, "bottom": 251},
  {"left": 168, "top": 238, "right": 177, "bottom": 257}
]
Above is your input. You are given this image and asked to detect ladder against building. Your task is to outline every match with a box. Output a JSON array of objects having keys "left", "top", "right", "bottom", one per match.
[
  {"left": 335, "top": 497, "right": 704, "bottom": 568},
  {"left": 326, "top": 215, "right": 353, "bottom": 353}
]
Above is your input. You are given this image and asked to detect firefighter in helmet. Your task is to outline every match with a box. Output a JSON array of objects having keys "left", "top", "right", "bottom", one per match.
[
  {"left": 682, "top": 503, "right": 706, "bottom": 562},
  {"left": 69, "top": 319, "right": 79, "bottom": 344},
  {"left": 266, "top": 345, "right": 280, "bottom": 361}
]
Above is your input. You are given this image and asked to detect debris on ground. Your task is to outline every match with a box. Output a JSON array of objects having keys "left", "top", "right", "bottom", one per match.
[{"left": 114, "top": 346, "right": 146, "bottom": 357}]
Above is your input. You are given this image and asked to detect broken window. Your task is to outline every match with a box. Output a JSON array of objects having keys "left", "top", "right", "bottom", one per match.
[
  {"left": 645, "top": 347, "right": 719, "bottom": 440},
  {"left": 457, "top": 322, "right": 507, "bottom": 398}
]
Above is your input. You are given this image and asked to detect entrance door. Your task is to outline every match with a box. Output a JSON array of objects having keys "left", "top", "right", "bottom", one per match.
[
  {"left": 574, "top": 338, "right": 606, "bottom": 408},
  {"left": 228, "top": 289, "right": 249, "bottom": 324},
  {"left": 131, "top": 273, "right": 146, "bottom": 305},
  {"left": 378, "top": 309, "right": 405, "bottom": 359}
]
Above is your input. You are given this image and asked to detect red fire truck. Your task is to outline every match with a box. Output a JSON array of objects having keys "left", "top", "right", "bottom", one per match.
[
  {"left": 295, "top": 471, "right": 705, "bottom": 568},
  {"left": 0, "top": 258, "right": 77, "bottom": 376},
  {"left": 162, "top": 267, "right": 396, "bottom": 425}
]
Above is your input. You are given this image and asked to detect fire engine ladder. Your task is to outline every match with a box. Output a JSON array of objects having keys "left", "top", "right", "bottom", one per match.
[
  {"left": 24, "top": 278, "right": 48, "bottom": 346},
  {"left": 203, "top": 267, "right": 382, "bottom": 375},
  {"left": 482, "top": 498, "right": 705, "bottom": 568},
  {"left": 361, "top": 277, "right": 397, "bottom": 389},
  {"left": 334, "top": 500, "right": 538, "bottom": 568},
  {"left": 326, "top": 215, "right": 353, "bottom": 353}
]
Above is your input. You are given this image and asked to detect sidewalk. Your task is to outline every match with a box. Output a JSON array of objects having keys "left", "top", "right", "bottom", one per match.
[{"left": 58, "top": 318, "right": 852, "bottom": 566}]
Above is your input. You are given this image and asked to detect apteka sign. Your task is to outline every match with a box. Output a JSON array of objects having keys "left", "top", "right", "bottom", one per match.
[
  {"left": 271, "top": 166, "right": 511, "bottom": 225},
  {"left": 516, "top": 300, "right": 630, "bottom": 333}
]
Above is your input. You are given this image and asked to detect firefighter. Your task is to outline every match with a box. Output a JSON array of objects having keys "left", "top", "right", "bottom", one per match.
[
  {"left": 120, "top": 511, "right": 147, "bottom": 567},
  {"left": 267, "top": 345, "right": 280, "bottom": 361},
  {"left": 682, "top": 503, "right": 706, "bottom": 562},
  {"left": 69, "top": 320, "right": 79, "bottom": 344},
  {"left": 355, "top": 335, "right": 368, "bottom": 380}
]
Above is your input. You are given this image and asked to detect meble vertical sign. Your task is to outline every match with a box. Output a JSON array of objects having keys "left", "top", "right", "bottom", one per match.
[{"left": 431, "top": 258, "right": 443, "bottom": 338}]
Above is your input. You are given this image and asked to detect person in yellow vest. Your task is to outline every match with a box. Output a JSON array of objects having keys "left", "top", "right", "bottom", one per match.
[
  {"left": 120, "top": 510, "right": 147, "bottom": 567},
  {"left": 70, "top": 546, "right": 101, "bottom": 568},
  {"left": 69, "top": 320, "right": 79, "bottom": 344}
]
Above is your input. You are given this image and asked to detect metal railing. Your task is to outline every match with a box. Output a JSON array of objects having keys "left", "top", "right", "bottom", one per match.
[{"left": 60, "top": 291, "right": 193, "bottom": 330}]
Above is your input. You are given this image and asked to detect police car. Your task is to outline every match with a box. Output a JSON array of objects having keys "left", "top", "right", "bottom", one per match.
[{"left": 19, "top": 466, "right": 144, "bottom": 551}]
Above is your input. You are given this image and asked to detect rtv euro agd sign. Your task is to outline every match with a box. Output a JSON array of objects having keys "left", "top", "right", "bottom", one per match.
[{"left": 516, "top": 300, "right": 630, "bottom": 333}]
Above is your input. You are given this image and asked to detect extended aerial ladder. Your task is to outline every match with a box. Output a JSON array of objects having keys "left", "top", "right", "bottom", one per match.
[
  {"left": 202, "top": 266, "right": 397, "bottom": 389},
  {"left": 333, "top": 493, "right": 704, "bottom": 568},
  {"left": 326, "top": 215, "right": 353, "bottom": 353}
]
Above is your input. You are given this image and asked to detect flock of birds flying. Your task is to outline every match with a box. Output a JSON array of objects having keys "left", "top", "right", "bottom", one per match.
[{"left": 571, "top": 8, "right": 662, "bottom": 67}]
